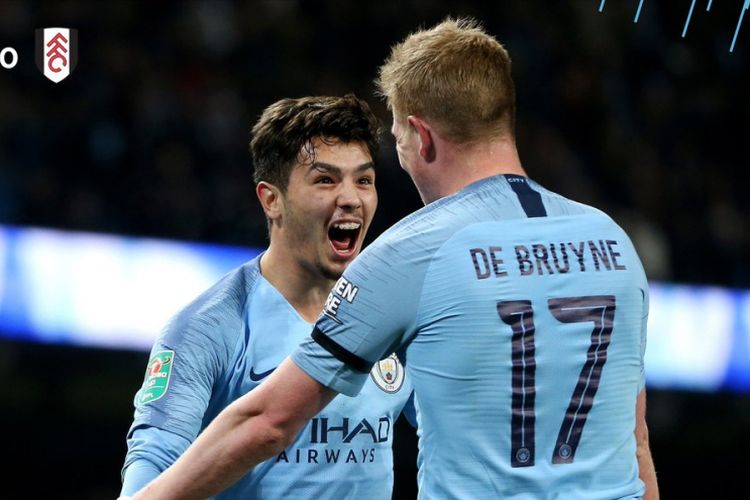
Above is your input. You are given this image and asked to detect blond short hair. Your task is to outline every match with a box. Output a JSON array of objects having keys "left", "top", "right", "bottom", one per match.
[{"left": 377, "top": 17, "right": 516, "bottom": 143}]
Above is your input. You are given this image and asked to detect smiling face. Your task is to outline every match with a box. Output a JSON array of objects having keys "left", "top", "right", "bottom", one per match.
[{"left": 275, "top": 137, "right": 377, "bottom": 280}]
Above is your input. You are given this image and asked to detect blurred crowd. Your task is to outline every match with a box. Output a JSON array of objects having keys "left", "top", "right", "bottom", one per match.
[
  {"left": 1, "top": 0, "right": 747, "bottom": 286},
  {"left": 1, "top": 3, "right": 748, "bottom": 498}
]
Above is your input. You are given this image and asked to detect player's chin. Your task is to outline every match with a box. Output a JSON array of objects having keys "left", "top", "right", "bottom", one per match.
[{"left": 319, "top": 258, "right": 347, "bottom": 281}]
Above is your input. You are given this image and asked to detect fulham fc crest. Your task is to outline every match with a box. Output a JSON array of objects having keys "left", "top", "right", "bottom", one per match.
[
  {"left": 370, "top": 353, "right": 405, "bottom": 393},
  {"left": 35, "top": 28, "right": 78, "bottom": 83}
]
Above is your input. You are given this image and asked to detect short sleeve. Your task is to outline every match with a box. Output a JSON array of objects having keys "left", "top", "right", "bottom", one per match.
[
  {"left": 293, "top": 238, "right": 428, "bottom": 396},
  {"left": 638, "top": 285, "right": 650, "bottom": 392}
]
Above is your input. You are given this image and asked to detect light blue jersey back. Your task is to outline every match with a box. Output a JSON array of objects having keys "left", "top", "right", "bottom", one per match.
[
  {"left": 122, "top": 256, "right": 412, "bottom": 499},
  {"left": 294, "top": 175, "right": 648, "bottom": 499}
]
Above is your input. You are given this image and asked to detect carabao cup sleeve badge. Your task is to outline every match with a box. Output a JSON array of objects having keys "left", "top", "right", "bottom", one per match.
[
  {"left": 370, "top": 353, "right": 405, "bottom": 393},
  {"left": 137, "top": 350, "right": 175, "bottom": 404}
]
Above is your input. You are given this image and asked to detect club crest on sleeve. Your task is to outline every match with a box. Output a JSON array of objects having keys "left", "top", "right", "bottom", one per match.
[
  {"left": 137, "top": 350, "right": 175, "bottom": 404},
  {"left": 370, "top": 353, "right": 405, "bottom": 393}
]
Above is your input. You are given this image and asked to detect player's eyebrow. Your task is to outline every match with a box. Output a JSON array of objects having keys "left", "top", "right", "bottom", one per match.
[{"left": 309, "top": 161, "right": 375, "bottom": 175}]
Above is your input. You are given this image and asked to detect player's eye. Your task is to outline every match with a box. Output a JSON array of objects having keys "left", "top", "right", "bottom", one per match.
[
  {"left": 358, "top": 176, "right": 374, "bottom": 185},
  {"left": 315, "top": 176, "right": 334, "bottom": 184}
]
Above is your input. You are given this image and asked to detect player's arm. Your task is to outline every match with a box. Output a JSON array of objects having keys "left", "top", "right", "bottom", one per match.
[
  {"left": 131, "top": 357, "right": 337, "bottom": 500},
  {"left": 635, "top": 388, "right": 659, "bottom": 500},
  {"left": 122, "top": 293, "right": 239, "bottom": 497}
]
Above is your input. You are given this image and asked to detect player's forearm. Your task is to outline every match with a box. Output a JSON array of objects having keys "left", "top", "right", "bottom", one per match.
[
  {"left": 129, "top": 358, "right": 334, "bottom": 500},
  {"left": 637, "top": 434, "right": 659, "bottom": 500},
  {"left": 131, "top": 397, "right": 292, "bottom": 500},
  {"left": 635, "top": 389, "right": 659, "bottom": 500}
]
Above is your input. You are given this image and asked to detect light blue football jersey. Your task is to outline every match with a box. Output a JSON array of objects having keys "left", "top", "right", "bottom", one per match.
[
  {"left": 294, "top": 174, "right": 649, "bottom": 499},
  {"left": 121, "top": 255, "right": 412, "bottom": 499}
]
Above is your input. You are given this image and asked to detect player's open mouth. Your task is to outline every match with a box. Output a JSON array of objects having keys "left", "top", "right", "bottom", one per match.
[{"left": 328, "top": 221, "right": 361, "bottom": 258}]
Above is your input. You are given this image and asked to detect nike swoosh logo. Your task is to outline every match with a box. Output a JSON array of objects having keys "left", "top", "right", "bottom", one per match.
[{"left": 249, "top": 366, "right": 276, "bottom": 382}]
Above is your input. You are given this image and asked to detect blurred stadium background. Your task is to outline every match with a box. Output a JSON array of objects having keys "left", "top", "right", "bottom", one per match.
[{"left": 1, "top": 1, "right": 748, "bottom": 498}]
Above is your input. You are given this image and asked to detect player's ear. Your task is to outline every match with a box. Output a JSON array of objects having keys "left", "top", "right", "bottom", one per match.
[
  {"left": 256, "top": 181, "right": 284, "bottom": 222},
  {"left": 407, "top": 115, "right": 436, "bottom": 163}
]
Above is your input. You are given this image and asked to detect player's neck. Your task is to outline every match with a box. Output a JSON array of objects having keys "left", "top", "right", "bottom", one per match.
[
  {"left": 259, "top": 247, "right": 333, "bottom": 323},
  {"left": 417, "top": 138, "right": 526, "bottom": 204}
]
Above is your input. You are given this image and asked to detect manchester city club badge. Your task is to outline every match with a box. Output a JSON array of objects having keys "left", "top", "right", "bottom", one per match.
[
  {"left": 35, "top": 27, "right": 78, "bottom": 83},
  {"left": 370, "top": 353, "right": 405, "bottom": 393}
]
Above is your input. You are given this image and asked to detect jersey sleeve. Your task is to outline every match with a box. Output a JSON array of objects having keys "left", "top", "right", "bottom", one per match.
[
  {"left": 127, "top": 304, "right": 235, "bottom": 442},
  {"left": 639, "top": 285, "right": 650, "bottom": 392},
  {"left": 123, "top": 298, "right": 240, "bottom": 494},
  {"left": 401, "top": 391, "right": 417, "bottom": 428},
  {"left": 120, "top": 427, "right": 192, "bottom": 496},
  {"left": 625, "top": 228, "right": 650, "bottom": 394},
  {"left": 293, "top": 239, "right": 429, "bottom": 396}
]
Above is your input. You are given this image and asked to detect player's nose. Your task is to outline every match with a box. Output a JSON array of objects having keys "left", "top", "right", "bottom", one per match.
[{"left": 336, "top": 180, "right": 362, "bottom": 210}]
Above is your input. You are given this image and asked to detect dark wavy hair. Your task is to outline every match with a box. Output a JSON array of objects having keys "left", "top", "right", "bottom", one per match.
[{"left": 250, "top": 94, "right": 382, "bottom": 191}]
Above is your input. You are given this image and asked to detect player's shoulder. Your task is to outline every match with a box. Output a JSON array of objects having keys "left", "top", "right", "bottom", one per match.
[
  {"left": 159, "top": 256, "right": 262, "bottom": 346},
  {"left": 359, "top": 175, "right": 630, "bottom": 268},
  {"left": 529, "top": 179, "right": 607, "bottom": 217},
  {"left": 356, "top": 201, "right": 459, "bottom": 273},
  {"left": 370, "top": 177, "right": 504, "bottom": 250},
  {"left": 531, "top": 179, "right": 630, "bottom": 229}
]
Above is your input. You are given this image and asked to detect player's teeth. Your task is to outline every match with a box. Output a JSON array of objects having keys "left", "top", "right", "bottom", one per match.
[{"left": 334, "top": 222, "right": 360, "bottom": 230}]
